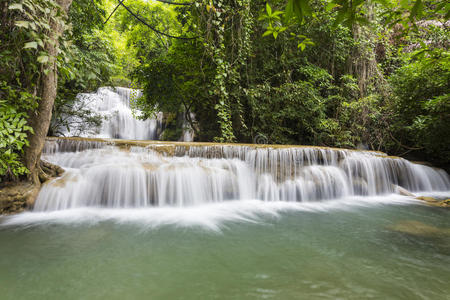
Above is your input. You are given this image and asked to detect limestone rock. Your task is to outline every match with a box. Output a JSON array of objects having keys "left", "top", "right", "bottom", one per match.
[
  {"left": 39, "top": 160, "right": 65, "bottom": 183},
  {"left": 0, "top": 160, "right": 65, "bottom": 215},
  {"left": 416, "top": 196, "right": 450, "bottom": 208},
  {"left": 393, "top": 185, "right": 416, "bottom": 197}
]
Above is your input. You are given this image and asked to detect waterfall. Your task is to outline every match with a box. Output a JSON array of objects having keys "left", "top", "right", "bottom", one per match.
[
  {"left": 35, "top": 138, "right": 450, "bottom": 211},
  {"left": 56, "top": 87, "right": 163, "bottom": 140}
]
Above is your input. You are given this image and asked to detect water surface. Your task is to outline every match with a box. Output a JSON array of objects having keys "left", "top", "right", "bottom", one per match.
[{"left": 1, "top": 198, "right": 449, "bottom": 300}]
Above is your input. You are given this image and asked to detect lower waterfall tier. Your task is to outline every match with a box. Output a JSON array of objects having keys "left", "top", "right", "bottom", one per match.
[{"left": 34, "top": 139, "right": 450, "bottom": 211}]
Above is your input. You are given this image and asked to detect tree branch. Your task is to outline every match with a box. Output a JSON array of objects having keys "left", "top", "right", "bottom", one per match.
[
  {"left": 118, "top": 1, "right": 198, "bottom": 40},
  {"left": 154, "top": 0, "right": 194, "bottom": 6},
  {"left": 104, "top": 0, "right": 123, "bottom": 24}
]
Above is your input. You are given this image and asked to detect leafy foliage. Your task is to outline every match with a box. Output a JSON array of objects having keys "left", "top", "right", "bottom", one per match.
[
  {"left": 389, "top": 57, "right": 450, "bottom": 164},
  {"left": 0, "top": 83, "right": 35, "bottom": 180},
  {"left": 0, "top": 0, "right": 65, "bottom": 180}
]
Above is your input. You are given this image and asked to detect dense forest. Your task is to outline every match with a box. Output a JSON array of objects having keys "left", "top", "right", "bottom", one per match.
[{"left": 1, "top": 0, "right": 449, "bottom": 186}]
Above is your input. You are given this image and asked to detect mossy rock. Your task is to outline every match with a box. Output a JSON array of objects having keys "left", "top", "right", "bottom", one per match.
[{"left": 416, "top": 196, "right": 450, "bottom": 208}]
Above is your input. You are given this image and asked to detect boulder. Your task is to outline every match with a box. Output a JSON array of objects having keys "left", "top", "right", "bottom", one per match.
[
  {"left": 416, "top": 196, "right": 450, "bottom": 208},
  {"left": 393, "top": 185, "right": 416, "bottom": 197},
  {"left": 0, "top": 182, "right": 40, "bottom": 214},
  {"left": 0, "top": 159, "right": 64, "bottom": 215},
  {"left": 388, "top": 220, "right": 450, "bottom": 236}
]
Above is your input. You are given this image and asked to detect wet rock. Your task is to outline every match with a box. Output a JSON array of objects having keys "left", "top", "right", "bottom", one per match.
[
  {"left": 0, "top": 160, "right": 64, "bottom": 215},
  {"left": 393, "top": 185, "right": 416, "bottom": 197},
  {"left": 416, "top": 196, "right": 450, "bottom": 208},
  {"left": 0, "top": 182, "right": 40, "bottom": 215},
  {"left": 39, "top": 160, "right": 65, "bottom": 183}
]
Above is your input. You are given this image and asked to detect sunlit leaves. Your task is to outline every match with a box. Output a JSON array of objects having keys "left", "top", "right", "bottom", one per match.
[
  {"left": 8, "top": 3, "right": 23, "bottom": 10},
  {"left": 290, "top": 33, "right": 314, "bottom": 50},
  {"left": 23, "top": 41, "right": 38, "bottom": 49},
  {"left": 15, "top": 21, "right": 30, "bottom": 28},
  {"left": 259, "top": 3, "right": 287, "bottom": 39},
  {"left": 37, "top": 55, "right": 49, "bottom": 64}
]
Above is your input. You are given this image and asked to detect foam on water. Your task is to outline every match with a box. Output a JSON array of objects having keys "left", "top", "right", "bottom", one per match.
[{"left": 1, "top": 195, "right": 418, "bottom": 231}]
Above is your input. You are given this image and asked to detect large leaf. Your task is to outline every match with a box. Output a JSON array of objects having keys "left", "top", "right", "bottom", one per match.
[
  {"left": 8, "top": 3, "right": 23, "bottom": 10},
  {"left": 410, "top": 0, "right": 423, "bottom": 20},
  {"left": 23, "top": 42, "right": 38, "bottom": 49},
  {"left": 15, "top": 21, "right": 29, "bottom": 28},
  {"left": 37, "top": 55, "right": 49, "bottom": 64}
]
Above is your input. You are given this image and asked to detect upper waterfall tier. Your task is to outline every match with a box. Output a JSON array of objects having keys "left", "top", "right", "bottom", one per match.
[
  {"left": 57, "top": 87, "right": 163, "bottom": 140},
  {"left": 35, "top": 137, "right": 450, "bottom": 211}
]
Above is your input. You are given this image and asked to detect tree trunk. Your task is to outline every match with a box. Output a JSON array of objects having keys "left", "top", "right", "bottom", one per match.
[{"left": 24, "top": 0, "right": 72, "bottom": 184}]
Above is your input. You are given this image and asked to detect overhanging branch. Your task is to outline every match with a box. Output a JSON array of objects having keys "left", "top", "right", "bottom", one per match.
[
  {"left": 118, "top": 1, "right": 198, "bottom": 40},
  {"left": 154, "top": 0, "right": 194, "bottom": 5}
]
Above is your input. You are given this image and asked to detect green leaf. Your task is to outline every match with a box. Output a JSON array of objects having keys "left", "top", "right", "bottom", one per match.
[
  {"left": 299, "top": 0, "right": 312, "bottom": 16},
  {"left": 266, "top": 3, "right": 272, "bottom": 15},
  {"left": 15, "top": 21, "right": 29, "bottom": 29},
  {"left": 37, "top": 55, "right": 49, "bottom": 64},
  {"left": 8, "top": 3, "right": 23, "bottom": 10},
  {"left": 23, "top": 42, "right": 38, "bottom": 49},
  {"left": 326, "top": 2, "right": 338, "bottom": 11},
  {"left": 410, "top": 0, "right": 423, "bottom": 19},
  {"left": 262, "top": 30, "right": 272, "bottom": 37},
  {"left": 399, "top": 0, "right": 409, "bottom": 9}
]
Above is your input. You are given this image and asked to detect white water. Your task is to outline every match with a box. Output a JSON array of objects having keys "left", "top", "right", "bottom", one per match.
[
  {"left": 34, "top": 139, "right": 450, "bottom": 211},
  {"left": 4, "top": 196, "right": 417, "bottom": 231}
]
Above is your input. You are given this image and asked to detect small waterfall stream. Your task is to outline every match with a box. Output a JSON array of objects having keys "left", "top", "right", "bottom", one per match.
[
  {"left": 35, "top": 138, "right": 450, "bottom": 211},
  {"left": 59, "top": 87, "right": 163, "bottom": 140}
]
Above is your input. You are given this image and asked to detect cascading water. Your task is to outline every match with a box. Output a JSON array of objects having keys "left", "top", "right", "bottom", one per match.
[{"left": 35, "top": 137, "right": 450, "bottom": 211}]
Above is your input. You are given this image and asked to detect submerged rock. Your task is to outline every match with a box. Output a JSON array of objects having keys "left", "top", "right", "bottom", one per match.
[{"left": 388, "top": 220, "right": 450, "bottom": 237}]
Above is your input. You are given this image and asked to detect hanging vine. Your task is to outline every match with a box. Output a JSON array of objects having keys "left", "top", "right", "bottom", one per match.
[{"left": 196, "top": 0, "right": 253, "bottom": 142}]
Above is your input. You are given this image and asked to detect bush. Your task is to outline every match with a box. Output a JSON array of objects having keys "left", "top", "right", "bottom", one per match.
[
  {"left": 389, "top": 58, "right": 450, "bottom": 164},
  {"left": 0, "top": 83, "right": 35, "bottom": 181},
  {"left": 246, "top": 81, "right": 327, "bottom": 145}
]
